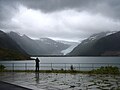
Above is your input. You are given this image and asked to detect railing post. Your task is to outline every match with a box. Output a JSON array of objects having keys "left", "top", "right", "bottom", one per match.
[
  {"left": 25, "top": 63, "right": 27, "bottom": 71},
  {"left": 79, "top": 64, "right": 80, "bottom": 71},
  {"left": 39, "top": 63, "right": 40, "bottom": 70},
  {"left": 119, "top": 64, "right": 120, "bottom": 75},
  {"left": 65, "top": 64, "right": 66, "bottom": 71},
  {"left": 12, "top": 63, "right": 14, "bottom": 72},
  {"left": 92, "top": 64, "right": 94, "bottom": 70},
  {"left": 51, "top": 63, "right": 52, "bottom": 70},
  {"left": 0, "top": 64, "right": 2, "bottom": 72},
  {"left": 108, "top": 63, "right": 110, "bottom": 74},
  {"left": 108, "top": 63, "right": 109, "bottom": 67}
]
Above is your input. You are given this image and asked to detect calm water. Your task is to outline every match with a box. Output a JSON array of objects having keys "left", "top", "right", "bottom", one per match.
[
  {"left": 0, "top": 57, "right": 120, "bottom": 70},
  {"left": 36, "top": 57, "right": 120, "bottom": 63}
]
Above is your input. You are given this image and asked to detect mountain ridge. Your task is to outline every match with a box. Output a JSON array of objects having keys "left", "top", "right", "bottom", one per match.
[
  {"left": 69, "top": 31, "right": 120, "bottom": 56},
  {"left": 0, "top": 30, "right": 30, "bottom": 60},
  {"left": 8, "top": 32, "right": 70, "bottom": 55}
]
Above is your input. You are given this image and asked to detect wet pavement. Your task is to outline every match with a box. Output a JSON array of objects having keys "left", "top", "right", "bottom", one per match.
[
  {"left": 0, "top": 81, "right": 32, "bottom": 90},
  {"left": 0, "top": 72, "right": 120, "bottom": 90}
]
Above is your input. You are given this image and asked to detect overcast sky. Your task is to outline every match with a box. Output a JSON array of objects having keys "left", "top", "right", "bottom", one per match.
[{"left": 0, "top": 0, "right": 120, "bottom": 42}]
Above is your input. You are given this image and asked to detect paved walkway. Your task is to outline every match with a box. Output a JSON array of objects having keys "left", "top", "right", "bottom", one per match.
[
  {"left": 0, "top": 72, "right": 120, "bottom": 90},
  {"left": 0, "top": 81, "right": 32, "bottom": 90}
]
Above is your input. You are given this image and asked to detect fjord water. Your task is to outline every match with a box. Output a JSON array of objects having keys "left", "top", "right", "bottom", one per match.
[
  {"left": 36, "top": 57, "right": 120, "bottom": 63},
  {"left": 0, "top": 57, "right": 120, "bottom": 70}
]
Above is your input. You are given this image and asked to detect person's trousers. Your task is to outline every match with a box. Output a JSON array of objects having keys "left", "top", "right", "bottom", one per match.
[{"left": 36, "top": 66, "right": 39, "bottom": 72}]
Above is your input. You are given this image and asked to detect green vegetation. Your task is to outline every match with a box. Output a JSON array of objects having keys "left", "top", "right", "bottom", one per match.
[
  {"left": 0, "top": 48, "right": 30, "bottom": 60},
  {"left": 0, "top": 66, "right": 119, "bottom": 75},
  {"left": 0, "top": 70, "right": 89, "bottom": 74},
  {"left": 90, "top": 66, "right": 120, "bottom": 74},
  {"left": 0, "top": 64, "right": 5, "bottom": 71}
]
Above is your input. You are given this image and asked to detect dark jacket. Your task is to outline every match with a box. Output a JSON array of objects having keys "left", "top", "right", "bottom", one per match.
[{"left": 35, "top": 58, "right": 40, "bottom": 66}]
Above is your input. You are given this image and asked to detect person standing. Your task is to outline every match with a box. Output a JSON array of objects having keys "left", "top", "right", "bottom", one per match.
[{"left": 35, "top": 57, "right": 40, "bottom": 72}]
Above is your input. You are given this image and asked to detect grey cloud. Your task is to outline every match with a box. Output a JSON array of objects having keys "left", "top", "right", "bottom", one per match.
[
  {"left": 0, "top": 0, "right": 18, "bottom": 21},
  {"left": 1, "top": 0, "right": 120, "bottom": 20},
  {"left": 18, "top": 0, "right": 120, "bottom": 19},
  {"left": 0, "top": 0, "right": 120, "bottom": 42},
  {"left": 18, "top": 0, "right": 103, "bottom": 13},
  {"left": 0, "top": 0, "right": 19, "bottom": 31},
  {"left": 88, "top": 0, "right": 120, "bottom": 20}
]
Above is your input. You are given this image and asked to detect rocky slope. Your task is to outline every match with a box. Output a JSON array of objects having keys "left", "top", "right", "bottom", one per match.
[
  {"left": 9, "top": 32, "right": 69, "bottom": 55},
  {"left": 0, "top": 30, "right": 30, "bottom": 60},
  {"left": 69, "top": 31, "right": 120, "bottom": 56}
]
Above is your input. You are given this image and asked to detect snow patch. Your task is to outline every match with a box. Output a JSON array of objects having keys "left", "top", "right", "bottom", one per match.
[
  {"left": 106, "top": 31, "right": 116, "bottom": 36},
  {"left": 89, "top": 36, "right": 97, "bottom": 41}
]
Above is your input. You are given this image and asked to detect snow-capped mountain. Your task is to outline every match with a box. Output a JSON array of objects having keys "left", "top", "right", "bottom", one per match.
[
  {"left": 8, "top": 32, "right": 70, "bottom": 55},
  {"left": 69, "top": 31, "right": 119, "bottom": 56},
  {"left": 35, "top": 38, "right": 70, "bottom": 55},
  {"left": 82, "top": 31, "right": 117, "bottom": 44}
]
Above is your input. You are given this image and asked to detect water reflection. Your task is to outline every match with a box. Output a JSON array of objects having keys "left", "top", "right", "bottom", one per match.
[{"left": 35, "top": 72, "right": 39, "bottom": 84}]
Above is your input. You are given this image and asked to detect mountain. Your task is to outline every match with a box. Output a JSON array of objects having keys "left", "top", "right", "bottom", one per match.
[
  {"left": 8, "top": 32, "right": 69, "bottom": 55},
  {"left": 0, "top": 30, "right": 30, "bottom": 60},
  {"left": 8, "top": 32, "right": 46, "bottom": 55},
  {"left": 35, "top": 38, "right": 70, "bottom": 55},
  {"left": 57, "top": 40, "right": 79, "bottom": 55},
  {"left": 69, "top": 31, "right": 119, "bottom": 56}
]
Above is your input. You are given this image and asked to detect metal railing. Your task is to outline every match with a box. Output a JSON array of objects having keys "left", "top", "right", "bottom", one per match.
[{"left": 0, "top": 63, "right": 120, "bottom": 71}]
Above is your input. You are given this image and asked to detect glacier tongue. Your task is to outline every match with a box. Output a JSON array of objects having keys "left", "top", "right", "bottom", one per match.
[{"left": 61, "top": 43, "right": 79, "bottom": 55}]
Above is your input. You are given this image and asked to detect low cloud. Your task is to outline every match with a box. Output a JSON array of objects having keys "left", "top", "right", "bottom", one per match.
[{"left": 7, "top": 5, "right": 120, "bottom": 42}]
